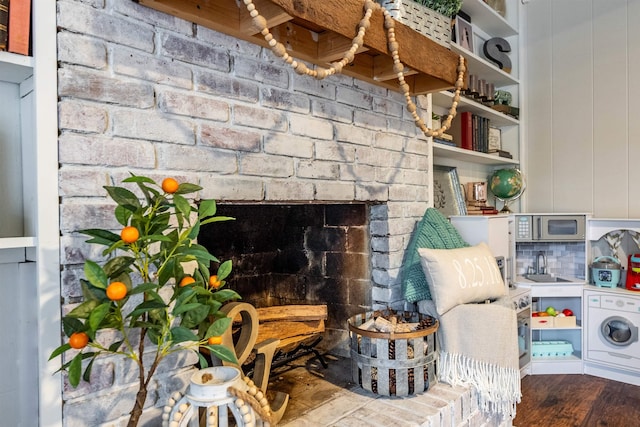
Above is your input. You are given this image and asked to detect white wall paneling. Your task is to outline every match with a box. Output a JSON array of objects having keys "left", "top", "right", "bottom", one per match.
[{"left": 524, "top": 0, "right": 640, "bottom": 217}]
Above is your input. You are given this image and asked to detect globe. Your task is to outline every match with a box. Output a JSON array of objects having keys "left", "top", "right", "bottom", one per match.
[{"left": 489, "top": 168, "right": 525, "bottom": 213}]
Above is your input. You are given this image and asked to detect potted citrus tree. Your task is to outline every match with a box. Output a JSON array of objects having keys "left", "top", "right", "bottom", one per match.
[{"left": 49, "top": 174, "right": 239, "bottom": 427}]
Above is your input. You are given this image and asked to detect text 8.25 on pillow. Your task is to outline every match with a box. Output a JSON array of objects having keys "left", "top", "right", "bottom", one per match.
[{"left": 418, "top": 242, "right": 506, "bottom": 315}]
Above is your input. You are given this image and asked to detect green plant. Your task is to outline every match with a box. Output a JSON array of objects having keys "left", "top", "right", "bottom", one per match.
[
  {"left": 49, "top": 174, "right": 240, "bottom": 427},
  {"left": 415, "top": 0, "right": 462, "bottom": 17}
]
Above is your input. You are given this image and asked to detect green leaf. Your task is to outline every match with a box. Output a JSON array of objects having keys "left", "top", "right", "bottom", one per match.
[
  {"left": 180, "top": 304, "right": 211, "bottom": 329},
  {"left": 49, "top": 343, "right": 71, "bottom": 360},
  {"left": 197, "top": 352, "right": 209, "bottom": 369},
  {"left": 200, "top": 216, "right": 235, "bottom": 226},
  {"left": 126, "top": 301, "right": 167, "bottom": 321},
  {"left": 68, "top": 353, "right": 83, "bottom": 387},
  {"left": 216, "top": 260, "right": 232, "bottom": 281},
  {"left": 88, "top": 303, "right": 111, "bottom": 331},
  {"left": 171, "top": 326, "right": 200, "bottom": 344},
  {"left": 205, "top": 317, "right": 231, "bottom": 338},
  {"left": 82, "top": 355, "right": 97, "bottom": 382},
  {"left": 173, "top": 194, "right": 191, "bottom": 220},
  {"left": 212, "top": 289, "right": 241, "bottom": 302},
  {"left": 80, "top": 279, "right": 106, "bottom": 302},
  {"left": 67, "top": 300, "right": 100, "bottom": 319},
  {"left": 173, "top": 302, "right": 204, "bottom": 316},
  {"left": 81, "top": 228, "right": 121, "bottom": 246},
  {"left": 147, "top": 327, "right": 161, "bottom": 345},
  {"left": 103, "top": 256, "right": 135, "bottom": 278},
  {"left": 102, "top": 240, "right": 127, "bottom": 257},
  {"left": 128, "top": 282, "right": 159, "bottom": 295},
  {"left": 176, "top": 183, "right": 202, "bottom": 195},
  {"left": 108, "top": 340, "right": 124, "bottom": 352},
  {"left": 62, "top": 317, "right": 86, "bottom": 336},
  {"left": 146, "top": 233, "right": 173, "bottom": 242},
  {"left": 114, "top": 205, "right": 132, "bottom": 227},
  {"left": 158, "top": 257, "right": 176, "bottom": 287},
  {"left": 187, "top": 221, "right": 200, "bottom": 240},
  {"left": 123, "top": 175, "right": 155, "bottom": 184},
  {"left": 104, "top": 186, "right": 141, "bottom": 212},
  {"left": 180, "top": 245, "right": 218, "bottom": 262},
  {"left": 205, "top": 344, "right": 238, "bottom": 365},
  {"left": 84, "top": 260, "right": 108, "bottom": 290},
  {"left": 198, "top": 199, "right": 217, "bottom": 219}
]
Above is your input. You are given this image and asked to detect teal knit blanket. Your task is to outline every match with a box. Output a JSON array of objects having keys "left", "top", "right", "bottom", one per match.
[{"left": 401, "top": 208, "right": 469, "bottom": 302}]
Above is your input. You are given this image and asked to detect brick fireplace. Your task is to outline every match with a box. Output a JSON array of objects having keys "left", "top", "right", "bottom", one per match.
[{"left": 56, "top": 0, "right": 433, "bottom": 424}]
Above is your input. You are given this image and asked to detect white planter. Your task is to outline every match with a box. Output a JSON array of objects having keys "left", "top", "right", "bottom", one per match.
[{"left": 188, "top": 366, "right": 242, "bottom": 400}]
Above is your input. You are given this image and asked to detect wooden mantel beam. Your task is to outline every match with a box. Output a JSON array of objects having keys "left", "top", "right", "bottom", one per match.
[{"left": 136, "top": 0, "right": 460, "bottom": 94}]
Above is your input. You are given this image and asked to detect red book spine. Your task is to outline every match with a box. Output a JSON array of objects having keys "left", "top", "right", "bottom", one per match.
[
  {"left": 460, "top": 111, "right": 473, "bottom": 150},
  {"left": 8, "top": 0, "right": 31, "bottom": 56}
]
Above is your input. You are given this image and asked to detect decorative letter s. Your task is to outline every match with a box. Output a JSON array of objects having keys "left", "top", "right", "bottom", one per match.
[{"left": 483, "top": 37, "right": 512, "bottom": 73}]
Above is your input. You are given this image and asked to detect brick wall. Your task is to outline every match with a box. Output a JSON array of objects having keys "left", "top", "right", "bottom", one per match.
[{"left": 56, "top": 0, "right": 432, "bottom": 424}]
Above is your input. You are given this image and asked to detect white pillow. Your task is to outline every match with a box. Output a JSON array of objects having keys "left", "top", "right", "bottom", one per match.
[{"left": 418, "top": 242, "right": 506, "bottom": 315}]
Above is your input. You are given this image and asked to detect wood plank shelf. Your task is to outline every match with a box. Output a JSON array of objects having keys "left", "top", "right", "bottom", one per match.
[{"left": 136, "top": 0, "right": 461, "bottom": 95}]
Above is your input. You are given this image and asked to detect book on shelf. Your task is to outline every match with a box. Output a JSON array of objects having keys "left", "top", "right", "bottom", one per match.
[
  {"left": 488, "top": 149, "right": 513, "bottom": 159},
  {"left": 449, "top": 111, "right": 473, "bottom": 150},
  {"left": 0, "top": 0, "right": 7, "bottom": 51},
  {"left": 8, "top": 0, "right": 31, "bottom": 56},
  {"left": 434, "top": 138, "right": 456, "bottom": 147}
]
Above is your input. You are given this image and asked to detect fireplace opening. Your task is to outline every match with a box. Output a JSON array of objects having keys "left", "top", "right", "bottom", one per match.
[{"left": 198, "top": 203, "right": 373, "bottom": 356}]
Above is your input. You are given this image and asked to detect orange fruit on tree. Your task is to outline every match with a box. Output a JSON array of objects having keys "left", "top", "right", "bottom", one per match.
[
  {"left": 120, "top": 226, "right": 139, "bottom": 244},
  {"left": 69, "top": 332, "right": 89, "bottom": 349},
  {"left": 207, "top": 336, "right": 223, "bottom": 345},
  {"left": 209, "top": 275, "right": 222, "bottom": 289},
  {"left": 162, "top": 177, "right": 179, "bottom": 194},
  {"left": 106, "top": 281, "right": 128, "bottom": 301},
  {"left": 179, "top": 276, "right": 196, "bottom": 287}
]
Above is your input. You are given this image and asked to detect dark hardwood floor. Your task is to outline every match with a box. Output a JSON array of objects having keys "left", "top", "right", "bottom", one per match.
[{"left": 514, "top": 374, "right": 640, "bottom": 427}]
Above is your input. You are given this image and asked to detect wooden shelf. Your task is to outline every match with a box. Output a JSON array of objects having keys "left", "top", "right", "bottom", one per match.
[
  {"left": 137, "top": 0, "right": 462, "bottom": 95},
  {"left": 433, "top": 143, "right": 518, "bottom": 165}
]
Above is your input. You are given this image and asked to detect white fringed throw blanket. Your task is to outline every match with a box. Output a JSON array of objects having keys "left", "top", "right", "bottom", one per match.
[{"left": 419, "top": 297, "right": 521, "bottom": 419}]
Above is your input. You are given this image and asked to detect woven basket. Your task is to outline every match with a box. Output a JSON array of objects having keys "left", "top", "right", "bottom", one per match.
[{"left": 378, "top": 0, "right": 451, "bottom": 48}]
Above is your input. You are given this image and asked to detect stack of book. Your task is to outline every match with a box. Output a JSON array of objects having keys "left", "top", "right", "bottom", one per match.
[
  {"left": 0, "top": 0, "right": 31, "bottom": 55},
  {"left": 466, "top": 200, "right": 499, "bottom": 216},
  {"left": 433, "top": 132, "right": 456, "bottom": 147},
  {"left": 464, "top": 182, "right": 499, "bottom": 215}
]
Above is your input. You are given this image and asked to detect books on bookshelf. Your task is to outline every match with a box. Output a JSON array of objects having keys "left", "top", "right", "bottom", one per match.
[
  {"left": 449, "top": 111, "right": 496, "bottom": 154},
  {"left": 0, "top": 0, "right": 7, "bottom": 51},
  {"left": 7, "top": 0, "right": 31, "bottom": 56}
]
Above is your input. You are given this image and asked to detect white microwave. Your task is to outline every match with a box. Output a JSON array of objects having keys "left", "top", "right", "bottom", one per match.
[{"left": 514, "top": 214, "right": 586, "bottom": 242}]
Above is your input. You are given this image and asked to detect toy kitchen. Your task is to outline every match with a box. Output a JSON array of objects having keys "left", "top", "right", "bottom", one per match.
[
  {"left": 450, "top": 213, "right": 640, "bottom": 385},
  {"left": 512, "top": 214, "right": 640, "bottom": 386}
]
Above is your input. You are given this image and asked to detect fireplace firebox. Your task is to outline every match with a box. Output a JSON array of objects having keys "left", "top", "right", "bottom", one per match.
[{"left": 199, "top": 203, "right": 373, "bottom": 355}]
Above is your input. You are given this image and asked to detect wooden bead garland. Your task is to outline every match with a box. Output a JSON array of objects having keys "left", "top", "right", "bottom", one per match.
[{"left": 241, "top": 0, "right": 466, "bottom": 139}]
